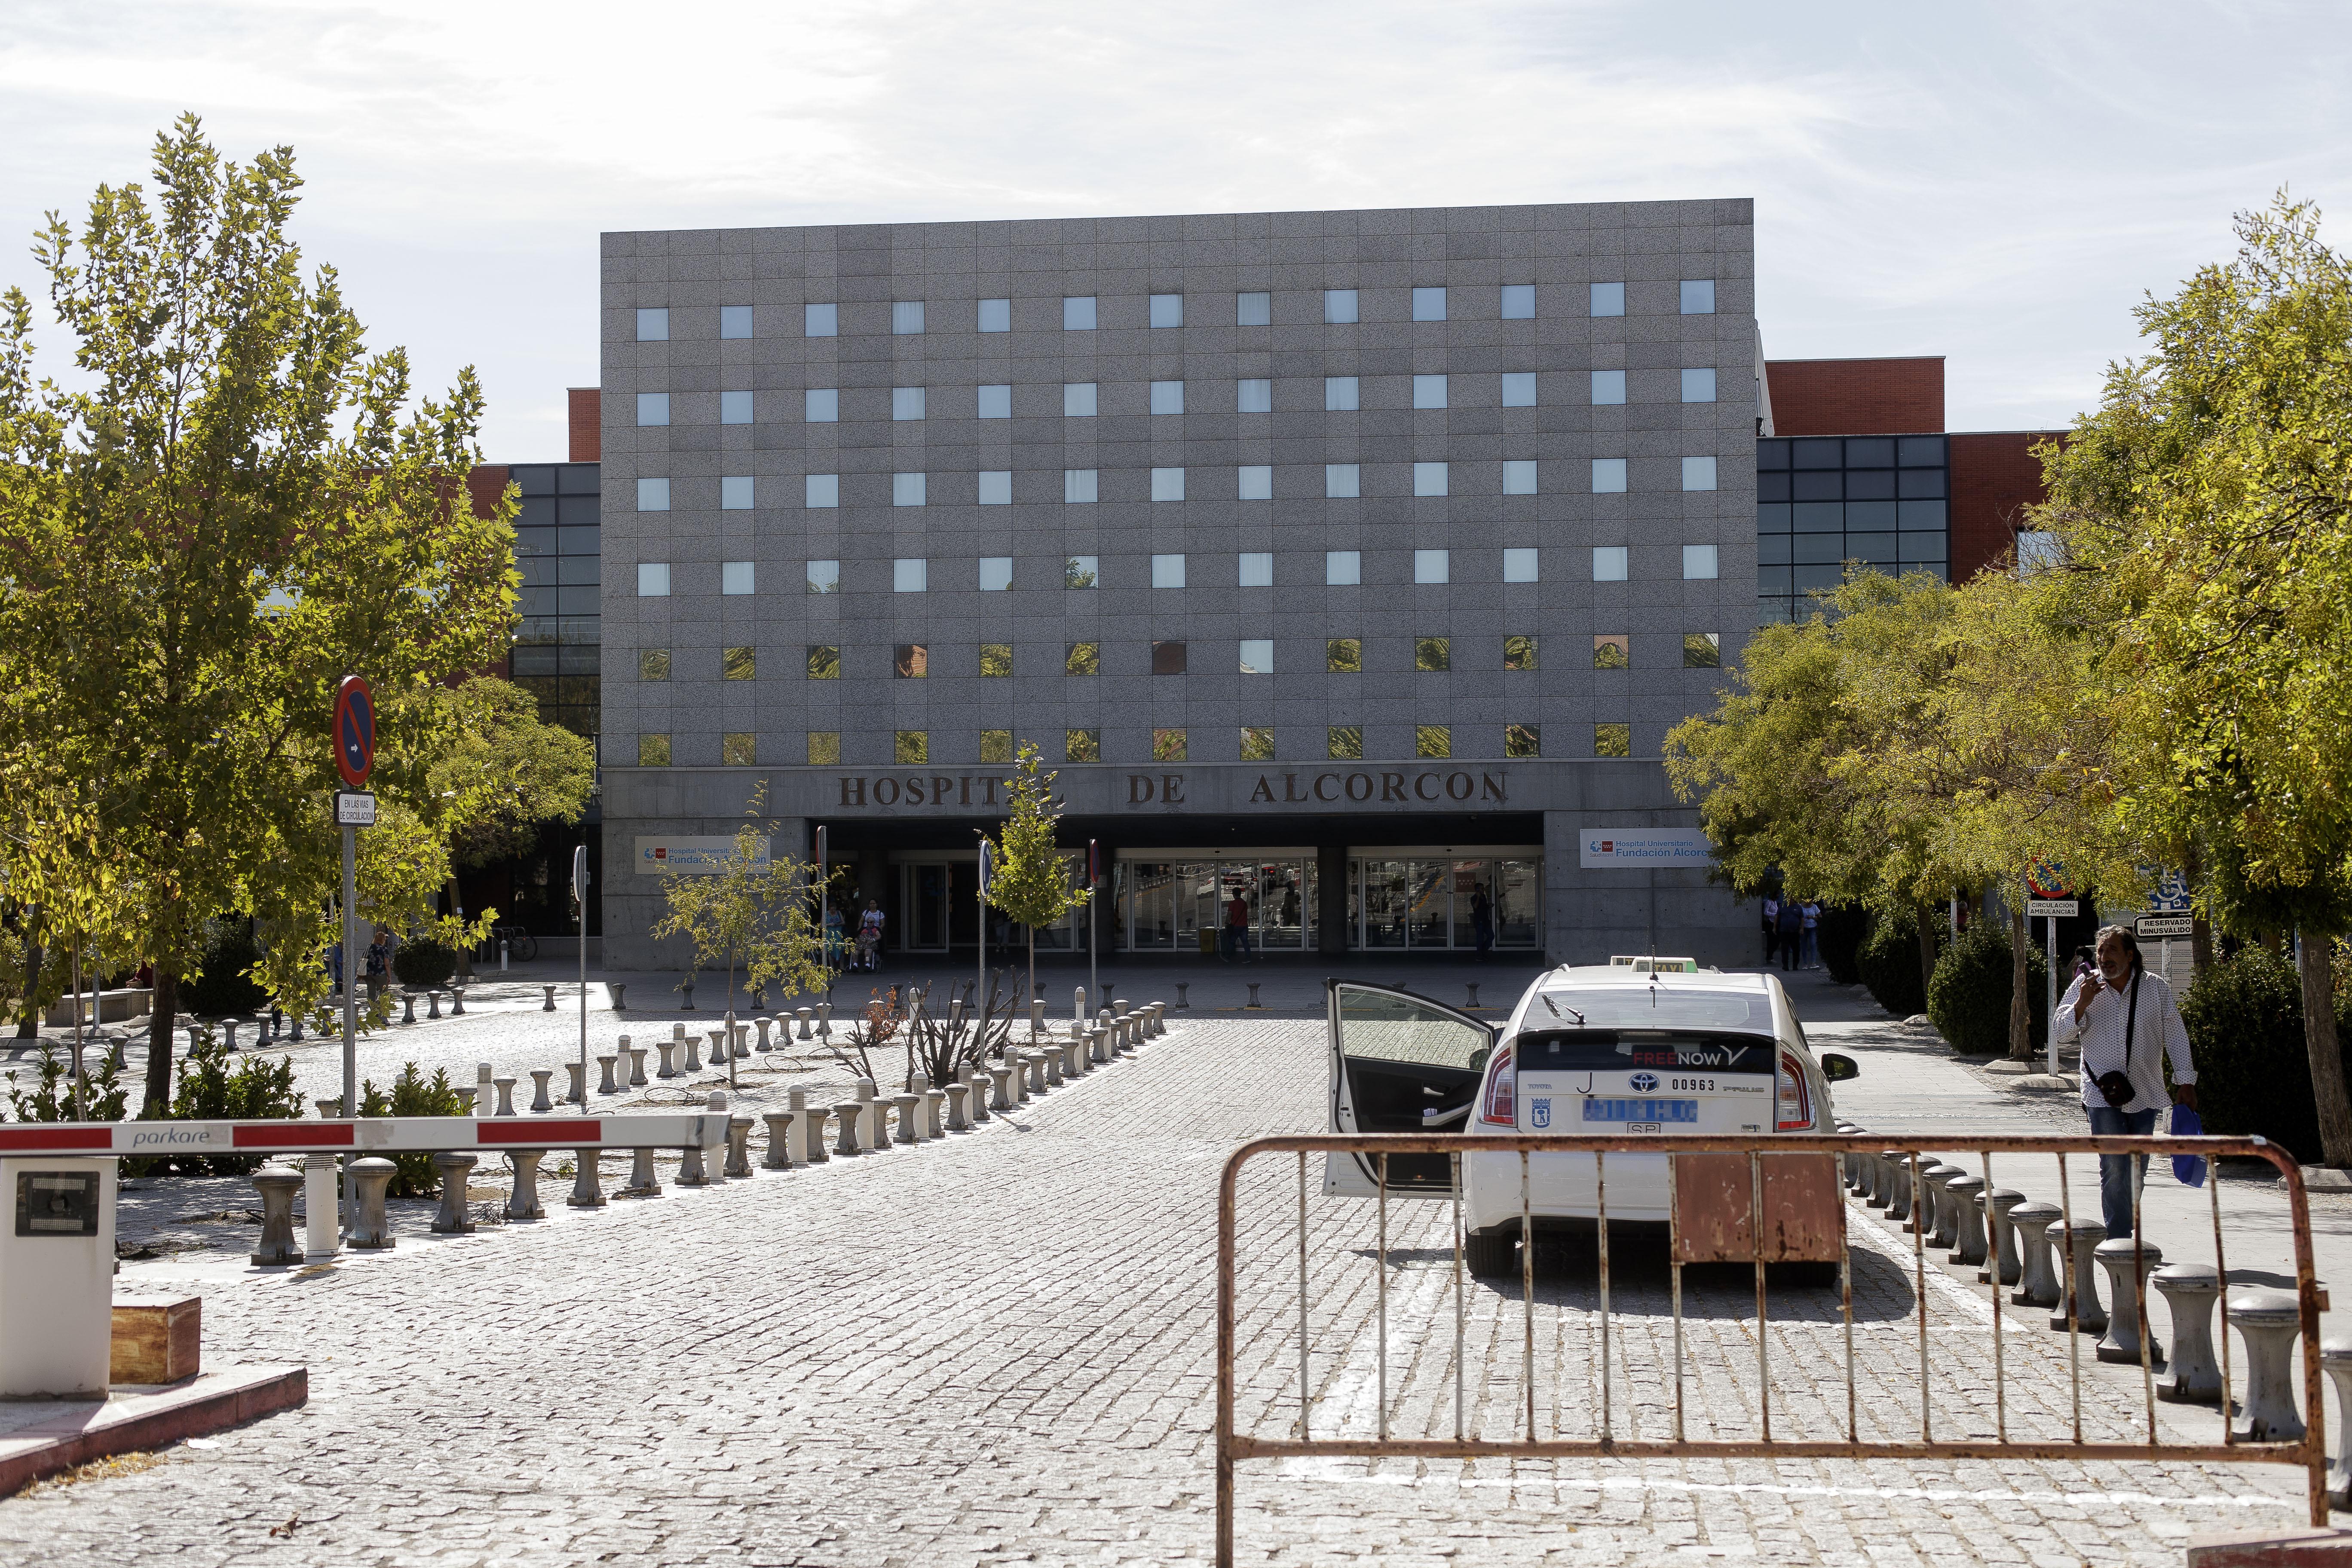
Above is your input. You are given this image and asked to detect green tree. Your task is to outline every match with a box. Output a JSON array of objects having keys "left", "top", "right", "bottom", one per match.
[
  {"left": 983, "top": 744, "right": 1090, "bottom": 1022},
  {"left": 428, "top": 676, "right": 595, "bottom": 975}
]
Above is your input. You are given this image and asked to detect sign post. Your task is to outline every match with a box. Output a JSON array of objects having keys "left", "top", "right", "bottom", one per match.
[
  {"left": 976, "top": 836, "right": 993, "bottom": 1032},
  {"left": 1087, "top": 839, "right": 1100, "bottom": 1014},
  {"left": 331, "top": 675, "right": 377, "bottom": 1239},
  {"left": 2025, "top": 859, "right": 2077, "bottom": 1078},
  {"left": 573, "top": 843, "right": 590, "bottom": 1113},
  {"left": 813, "top": 825, "right": 829, "bottom": 992}
]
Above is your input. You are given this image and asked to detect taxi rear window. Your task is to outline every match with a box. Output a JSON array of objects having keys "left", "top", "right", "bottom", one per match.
[
  {"left": 1536, "top": 987, "right": 1772, "bottom": 1032},
  {"left": 1512, "top": 1029, "right": 1776, "bottom": 1074}
]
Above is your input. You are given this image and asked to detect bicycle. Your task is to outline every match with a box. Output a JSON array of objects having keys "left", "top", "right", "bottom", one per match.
[{"left": 489, "top": 923, "right": 538, "bottom": 963}]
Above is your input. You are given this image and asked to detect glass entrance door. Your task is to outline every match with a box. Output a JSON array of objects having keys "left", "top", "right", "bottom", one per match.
[{"left": 900, "top": 863, "right": 952, "bottom": 952}]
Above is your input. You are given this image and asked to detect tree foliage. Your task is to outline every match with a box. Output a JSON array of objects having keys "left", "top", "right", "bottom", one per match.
[
  {"left": 983, "top": 744, "right": 1090, "bottom": 1014},
  {"left": 648, "top": 789, "right": 829, "bottom": 1061}
]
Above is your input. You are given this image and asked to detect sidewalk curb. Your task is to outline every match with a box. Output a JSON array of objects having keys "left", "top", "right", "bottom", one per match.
[{"left": 0, "top": 1363, "right": 306, "bottom": 1496}]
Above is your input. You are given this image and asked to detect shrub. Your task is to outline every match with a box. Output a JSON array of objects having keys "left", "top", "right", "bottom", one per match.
[
  {"left": 1816, "top": 905, "right": 1868, "bottom": 985},
  {"left": 360, "top": 1063, "right": 467, "bottom": 1196},
  {"left": 1856, "top": 909, "right": 1933, "bottom": 1018},
  {"left": 4, "top": 1043, "right": 129, "bottom": 1123},
  {"left": 392, "top": 937, "right": 456, "bottom": 990},
  {"left": 2180, "top": 947, "right": 2352, "bottom": 1166},
  {"left": 137, "top": 1028, "right": 307, "bottom": 1174},
  {"left": 1927, "top": 919, "right": 2048, "bottom": 1057},
  {"left": 181, "top": 922, "right": 269, "bottom": 1017}
]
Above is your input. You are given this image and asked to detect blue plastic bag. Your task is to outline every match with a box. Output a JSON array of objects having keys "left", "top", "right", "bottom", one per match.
[{"left": 2171, "top": 1102, "right": 2206, "bottom": 1187}]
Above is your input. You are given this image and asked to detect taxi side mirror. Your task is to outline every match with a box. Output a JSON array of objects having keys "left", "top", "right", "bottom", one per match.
[{"left": 1820, "top": 1053, "right": 1859, "bottom": 1082}]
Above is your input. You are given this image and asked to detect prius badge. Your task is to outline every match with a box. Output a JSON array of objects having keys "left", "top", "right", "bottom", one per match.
[
  {"left": 1629, "top": 1071, "right": 1658, "bottom": 1092},
  {"left": 1530, "top": 1097, "right": 1551, "bottom": 1129}
]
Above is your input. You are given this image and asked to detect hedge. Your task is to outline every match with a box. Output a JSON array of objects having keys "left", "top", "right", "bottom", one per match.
[
  {"left": 1817, "top": 906, "right": 1869, "bottom": 986},
  {"left": 1926, "top": 919, "right": 2047, "bottom": 1056},
  {"left": 1857, "top": 909, "right": 1935, "bottom": 1018},
  {"left": 180, "top": 923, "right": 269, "bottom": 1017},
  {"left": 392, "top": 937, "right": 456, "bottom": 989},
  {"left": 2179, "top": 946, "right": 2352, "bottom": 1166}
]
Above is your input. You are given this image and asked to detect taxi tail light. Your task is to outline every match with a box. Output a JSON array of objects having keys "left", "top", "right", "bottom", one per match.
[
  {"left": 1776, "top": 1051, "right": 1812, "bottom": 1130},
  {"left": 1479, "top": 1045, "right": 1516, "bottom": 1127}
]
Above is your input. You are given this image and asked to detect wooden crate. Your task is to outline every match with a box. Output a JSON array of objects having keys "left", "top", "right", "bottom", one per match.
[{"left": 110, "top": 1296, "right": 200, "bottom": 1386}]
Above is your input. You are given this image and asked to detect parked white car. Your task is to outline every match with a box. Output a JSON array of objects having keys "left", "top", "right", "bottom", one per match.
[{"left": 1324, "top": 965, "right": 1858, "bottom": 1278}]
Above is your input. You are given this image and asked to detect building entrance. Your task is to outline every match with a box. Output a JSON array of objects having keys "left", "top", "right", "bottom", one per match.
[
  {"left": 1112, "top": 854, "right": 1317, "bottom": 955},
  {"left": 1348, "top": 854, "right": 1541, "bottom": 951}
]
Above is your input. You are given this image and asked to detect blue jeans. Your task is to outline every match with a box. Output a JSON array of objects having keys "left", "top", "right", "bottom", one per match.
[{"left": 2088, "top": 1104, "right": 2159, "bottom": 1238}]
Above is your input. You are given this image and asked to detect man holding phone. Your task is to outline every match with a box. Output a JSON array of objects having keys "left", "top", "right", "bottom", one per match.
[{"left": 2052, "top": 925, "right": 2197, "bottom": 1238}]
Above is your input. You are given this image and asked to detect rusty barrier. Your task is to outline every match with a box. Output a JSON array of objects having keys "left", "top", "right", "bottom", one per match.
[{"left": 1213, "top": 1132, "right": 2326, "bottom": 1565}]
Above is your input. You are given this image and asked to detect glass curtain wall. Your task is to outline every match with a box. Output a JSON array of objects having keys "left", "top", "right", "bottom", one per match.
[
  {"left": 1348, "top": 858, "right": 1541, "bottom": 949},
  {"left": 1755, "top": 435, "right": 1948, "bottom": 625},
  {"left": 508, "top": 462, "right": 601, "bottom": 737},
  {"left": 1114, "top": 857, "right": 1318, "bottom": 953}
]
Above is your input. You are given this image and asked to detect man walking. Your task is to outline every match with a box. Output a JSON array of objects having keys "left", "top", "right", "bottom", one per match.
[
  {"left": 2052, "top": 925, "right": 2197, "bottom": 1239},
  {"left": 1761, "top": 894, "right": 1780, "bottom": 968},
  {"left": 1223, "top": 887, "right": 1253, "bottom": 964},
  {"left": 1775, "top": 898, "right": 1803, "bottom": 973}
]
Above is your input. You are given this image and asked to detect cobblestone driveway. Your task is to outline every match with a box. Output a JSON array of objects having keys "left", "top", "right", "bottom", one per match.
[{"left": 0, "top": 1018, "right": 2315, "bottom": 1566}]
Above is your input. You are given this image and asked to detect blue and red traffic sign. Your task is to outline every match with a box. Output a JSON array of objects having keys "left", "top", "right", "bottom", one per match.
[{"left": 334, "top": 675, "right": 376, "bottom": 790}]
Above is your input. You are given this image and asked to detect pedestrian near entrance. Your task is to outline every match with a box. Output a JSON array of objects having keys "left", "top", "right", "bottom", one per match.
[
  {"left": 1222, "top": 890, "right": 1253, "bottom": 964},
  {"left": 2052, "top": 925, "right": 2197, "bottom": 1240},
  {"left": 1471, "top": 886, "right": 1494, "bottom": 962},
  {"left": 1800, "top": 900, "right": 1821, "bottom": 968},
  {"left": 1761, "top": 895, "right": 1780, "bottom": 967},
  {"left": 856, "top": 899, "right": 886, "bottom": 972},
  {"left": 1775, "top": 898, "right": 1802, "bottom": 972}
]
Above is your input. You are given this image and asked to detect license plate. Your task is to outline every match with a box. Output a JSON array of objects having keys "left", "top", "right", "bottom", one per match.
[{"left": 1582, "top": 1098, "right": 1699, "bottom": 1124}]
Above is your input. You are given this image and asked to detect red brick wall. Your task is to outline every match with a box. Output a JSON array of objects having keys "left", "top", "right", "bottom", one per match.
[
  {"left": 1949, "top": 430, "right": 2064, "bottom": 581},
  {"left": 1764, "top": 358, "right": 1945, "bottom": 436},
  {"left": 568, "top": 388, "right": 600, "bottom": 462}
]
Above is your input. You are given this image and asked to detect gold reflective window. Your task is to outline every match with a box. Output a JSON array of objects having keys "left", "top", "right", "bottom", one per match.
[
  {"left": 979, "top": 729, "right": 1013, "bottom": 763},
  {"left": 1593, "top": 634, "right": 1629, "bottom": 670},
  {"left": 1066, "top": 729, "right": 1100, "bottom": 763},
  {"left": 1066, "top": 642, "right": 1099, "bottom": 675},
  {"left": 806, "top": 645, "right": 840, "bottom": 680},
  {"left": 1328, "top": 725, "right": 1363, "bottom": 760},
  {"left": 1326, "top": 637, "right": 1361, "bottom": 674},
  {"left": 1595, "top": 723, "right": 1630, "bottom": 758},
  {"left": 807, "top": 732, "right": 841, "bottom": 764},
  {"left": 895, "top": 730, "right": 929, "bottom": 764},
  {"left": 1240, "top": 726, "right": 1275, "bottom": 762},
  {"left": 1683, "top": 631, "right": 1721, "bottom": 668},
  {"left": 721, "top": 732, "right": 756, "bottom": 766},
  {"left": 639, "top": 649, "right": 671, "bottom": 681},
  {"left": 1503, "top": 634, "right": 1537, "bottom": 671},
  {"left": 894, "top": 643, "right": 928, "bottom": 678},
  {"left": 1416, "top": 724, "right": 1451, "bottom": 759},
  {"left": 979, "top": 643, "right": 1013, "bottom": 677},
  {"left": 1505, "top": 723, "right": 1540, "bottom": 759},
  {"left": 723, "top": 646, "right": 755, "bottom": 681},
  {"left": 1415, "top": 637, "right": 1450, "bottom": 672},
  {"left": 1153, "top": 728, "right": 1187, "bottom": 761},
  {"left": 637, "top": 734, "right": 671, "bottom": 766}
]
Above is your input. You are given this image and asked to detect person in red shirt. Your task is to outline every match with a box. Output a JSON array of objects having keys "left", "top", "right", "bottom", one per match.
[{"left": 1223, "top": 890, "right": 1253, "bottom": 964}]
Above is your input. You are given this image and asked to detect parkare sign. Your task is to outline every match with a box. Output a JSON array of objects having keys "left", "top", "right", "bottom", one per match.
[{"left": 1579, "top": 828, "right": 1712, "bottom": 868}]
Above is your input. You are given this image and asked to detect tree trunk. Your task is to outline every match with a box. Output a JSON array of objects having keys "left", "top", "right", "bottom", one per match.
[
  {"left": 145, "top": 968, "right": 180, "bottom": 1116},
  {"left": 447, "top": 876, "right": 474, "bottom": 980},
  {"left": 1915, "top": 903, "right": 1939, "bottom": 1004},
  {"left": 2008, "top": 905, "right": 2033, "bottom": 1060},
  {"left": 1027, "top": 929, "right": 1037, "bottom": 1037},
  {"left": 13, "top": 936, "right": 39, "bottom": 1038},
  {"left": 2300, "top": 934, "right": 2352, "bottom": 1167}
]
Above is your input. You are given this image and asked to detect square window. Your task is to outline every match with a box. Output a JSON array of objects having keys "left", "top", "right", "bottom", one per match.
[
  {"left": 1503, "top": 547, "right": 1538, "bottom": 582},
  {"left": 1063, "top": 382, "right": 1097, "bottom": 417},
  {"left": 1590, "top": 282, "right": 1626, "bottom": 317},
  {"left": 978, "top": 470, "right": 1012, "bottom": 504},
  {"left": 1684, "top": 631, "right": 1722, "bottom": 668},
  {"left": 1325, "top": 463, "right": 1360, "bottom": 499},
  {"left": 805, "top": 388, "right": 838, "bottom": 423},
  {"left": 1592, "top": 546, "right": 1628, "bottom": 581},
  {"left": 1683, "top": 544, "right": 1720, "bottom": 580},
  {"left": 1237, "top": 378, "right": 1271, "bottom": 413},
  {"left": 804, "top": 303, "right": 838, "bottom": 337},
  {"left": 636, "top": 392, "right": 670, "bottom": 426},
  {"left": 1413, "top": 461, "right": 1448, "bottom": 497},
  {"left": 637, "top": 477, "right": 671, "bottom": 511},
  {"left": 977, "top": 383, "right": 1011, "bottom": 418},
  {"left": 1505, "top": 723, "right": 1540, "bottom": 759},
  {"left": 1412, "top": 286, "right": 1447, "bottom": 322},
  {"left": 1238, "top": 464, "right": 1272, "bottom": 499},
  {"left": 720, "top": 732, "right": 757, "bottom": 768},
  {"left": 980, "top": 643, "right": 1012, "bottom": 677},
  {"left": 1238, "top": 551, "right": 1272, "bottom": 587},
  {"left": 1415, "top": 636, "right": 1450, "bottom": 672},
  {"left": 1504, "top": 634, "right": 1537, "bottom": 671},
  {"left": 1239, "top": 639, "right": 1274, "bottom": 674},
  {"left": 1066, "top": 556, "right": 1098, "bottom": 588},
  {"left": 1064, "top": 469, "right": 1098, "bottom": 503},
  {"left": 1680, "top": 279, "right": 1717, "bottom": 315},
  {"left": 806, "top": 645, "right": 839, "bottom": 679},
  {"left": 720, "top": 390, "right": 753, "bottom": 424},
  {"left": 1236, "top": 291, "right": 1271, "bottom": 326},
  {"left": 1413, "top": 373, "right": 1448, "bottom": 409},
  {"left": 1594, "top": 722, "right": 1631, "bottom": 758},
  {"left": 639, "top": 648, "right": 671, "bottom": 681},
  {"left": 891, "top": 300, "right": 925, "bottom": 335},
  {"left": 893, "top": 386, "right": 925, "bottom": 420},
  {"left": 979, "top": 556, "right": 1012, "bottom": 591},
  {"left": 723, "top": 646, "right": 755, "bottom": 681},
  {"left": 1682, "top": 456, "right": 1719, "bottom": 491},
  {"left": 1063, "top": 296, "right": 1097, "bottom": 330},
  {"left": 977, "top": 298, "right": 1010, "bottom": 332},
  {"left": 720, "top": 305, "right": 752, "bottom": 339},
  {"left": 1065, "top": 642, "right": 1099, "bottom": 675},
  {"left": 1324, "top": 289, "right": 1359, "bottom": 324},
  {"left": 1150, "top": 380, "right": 1185, "bottom": 415},
  {"left": 1413, "top": 548, "right": 1449, "bottom": 584},
  {"left": 1154, "top": 727, "right": 1187, "bottom": 761},
  {"left": 1681, "top": 368, "right": 1718, "bottom": 403},
  {"left": 1501, "top": 372, "right": 1536, "bottom": 407},
  {"left": 1328, "top": 725, "right": 1363, "bottom": 761},
  {"left": 638, "top": 733, "right": 671, "bottom": 766},
  {"left": 894, "top": 643, "right": 928, "bottom": 679},
  {"left": 635, "top": 307, "right": 668, "bottom": 341},
  {"left": 1416, "top": 725, "right": 1451, "bottom": 759},
  {"left": 805, "top": 473, "right": 839, "bottom": 508},
  {"left": 721, "top": 476, "right": 754, "bottom": 510},
  {"left": 1150, "top": 294, "right": 1183, "bottom": 328},
  {"left": 1325, "top": 375, "right": 1360, "bottom": 411},
  {"left": 1502, "top": 460, "right": 1538, "bottom": 495},
  {"left": 896, "top": 730, "right": 929, "bottom": 764},
  {"left": 808, "top": 731, "right": 841, "bottom": 764},
  {"left": 1592, "top": 458, "right": 1629, "bottom": 493},
  {"left": 1500, "top": 284, "right": 1535, "bottom": 319},
  {"left": 979, "top": 729, "right": 1013, "bottom": 763},
  {"left": 1152, "top": 640, "right": 1188, "bottom": 675},
  {"left": 1066, "top": 729, "right": 1101, "bottom": 763},
  {"left": 1326, "top": 550, "right": 1361, "bottom": 585},
  {"left": 806, "top": 560, "right": 839, "bottom": 594},
  {"left": 1151, "top": 467, "right": 1185, "bottom": 502},
  {"left": 893, "top": 558, "right": 927, "bottom": 592},
  {"left": 1590, "top": 370, "right": 1627, "bottom": 405},
  {"left": 1152, "top": 553, "right": 1186, "bottom": 588},
  {"left": 1593, "top": 634, "right": 1629, "bottom": 670},
  {"left": 637, "top": 562, "right": 671, "bottom": 597},
  {"left": 722, "top": 560, "right": 753, "bottom": 595},
  {"left": 1240, "top": 726, "right": 1276, "bottom": 761},
  {"left": 893, "top": 472, "right": 926, "bottom": 506},
  {"left": 1326, "top": 637, "right": 1361, "bottom": 673}
]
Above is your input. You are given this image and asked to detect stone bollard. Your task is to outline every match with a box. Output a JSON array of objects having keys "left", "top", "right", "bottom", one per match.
[
  {"left": 506, "top": 1150, "right": 548, "bottom": 1220},
  {"left": 1175, "top": 980, "right": 1189, "bottom": 1008},
  {"left": 477, "top": 1062, "right": 496, "bottom": 1114},
  {"left": 832, "top": 1101, "right": 864, "bottom": 1157},
  {"left": 427, "top": 990, "right": 444, "bottom": 1020},
  {"left": 1883, "top": 1155, "right": 1914, "bottom": 1225},
  {"left": 598, "top": 1054, "right": 620, "bottom": 1095},
  {"left": 797, "top": 1007, "right": 815, "bottom": 1042},
  {"left": 1027, "top": 1050, "right": 1051, "bottom": 1096},
  {"left": 2227, "top": 1289, "right": 2308, "bottom": 1442},
  {"left": 2008, "top": 1201, "right": 2064, "bottom": 1308},
  {"left": 430, "top": 1152, "right": 478, "bottom": 1234},
  {"left": 1947, "top": 1176, "right": 1988, "bottom": 1268},
  {"left": 1246, "top": 982, "right": 1261, "bottom": 1008},
  {"left": 1922, "top": 1165, "right": 1966, "bottom": 1249},
  {"left": 677, "top": 1139, "right": 712, "bottom": 1187},
  {"left": 2048, "top": 1219, "right": 2110, "bottom": 1334},
  {"left": 1859, "top": 1151, "right": 1888, "bottom": 1207},
  {"left": 2155, "top": 1264, "right": 2225, "bottom": 1403},
  {"left": 1074, "top": 985, "right": 1088, "bottom": 1022},
  {"left": 790, "top": 1090, "right": 827, "bottom": 1164},
  {"left": 656, "top": 1040, "right": 680, "bottom": 1079},
  {"left": 1466, "top": 983, "right": 1480, "bottom": 1009},
  {"left": 755, "top": 1017, "right": 773, "bottom": 1053},
  {"left": 453, "top": 1088, "right": 478, "bottom": 1115},
  {"left": 250, "top": 1168, "right": 305, "bottom": 1265},
  {"left": 542, "top": 984, "right": 557, "bottom": 1012},
  {"left": 1030, "top": 998, "right": 1046, "bottom": 1034},
  {"left": 564, "top": 1061, "right": 587, "bottom": 1105},
  {"left": 610, "top": 983, "right": 627, "bottom": 1011},
  {"left": 349, "top": 1158, "right": 398, "bottom": 1248},
  {"left": 923, "top": 1085, "right": 946, "bottom": 1137},
  {"left": 1088, "top": 1026, "right": 1109, "bottom": 1065},
  {"left": 963, "top": 1067, "right": 991, "bottom": 1124},
  {"left": 627, "top": 1146, "right": 662, "bottom": 1196},
  {"left": 316, "top": 1097, "right": 343, "bottom": 1120},
  {"left": 945, "top": 1082, "right": 970, "bottom": 1132},
  {"left": 530, "top": 1069, "right": 554, "bottom": 1114},
  {"left": 726, "top": 1116, "right": 755, "bottom": 1179},
  {"left": 762, "top": 1112, "right": 795, "bottom": 1170},
  {"left": 627, "top": 1045, "right": 649, "bottom": 1088},
  {"left": 401, "top": 992, "right": 417, "bottom": 1025},
  {"left": 494, "top": 1077, "right": 519, "bottom": 1117},
  {"left": 223, "top": 1019, "right": 242, "bottom": 1053},
  {"left": 988, "top": 1064, "right": 1015, "bottom": 1112},
  {"left": 893, "top": 1093, "right": 922, "bottom": 1144},
  {"left": 817, "top": 1001, "right": 832, "bottom": 1039},
  {"left": 2324, "top": 1335, "right": 2352, "bottom": 1504},
  {"left": 569, "top": 1149, "right": 606, "bottom": 1208},
  {"left": 1040, "top": 1044, "right": 1065, "bottom": 1088},
  {"left": 1981, "top": 1188, "right": 2027, "bottom": 1286},
  {"left": 707, "top": 1029, "right": 728, "bottom": 1067},
  {"left": 450, "top": 986, "right": 466, "bottom": 1016},
  {"left": 2095, "top": 1238, "right": 2164, "bottom": 1364},
  {"left": 1062, "top": 1036, "right": 1088, "bottom": 1078},
  {"left": 683, "top": 1033, "right": 703, "bottom": 1073}
]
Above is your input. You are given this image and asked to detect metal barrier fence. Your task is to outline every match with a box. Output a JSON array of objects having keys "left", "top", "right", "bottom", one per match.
[{"left": 1213, "top": 1132, "right": 2327, "bottom": 1565}]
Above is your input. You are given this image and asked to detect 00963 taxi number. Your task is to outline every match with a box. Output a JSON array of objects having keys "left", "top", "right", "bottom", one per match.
[{"left": 1669, "top": 1078, "right": 1716, "bottom": 1093}]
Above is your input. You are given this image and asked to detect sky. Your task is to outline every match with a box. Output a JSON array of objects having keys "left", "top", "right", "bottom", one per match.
[{"left": 0, "top": 0, "right": 2344, "bottom": 460}]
